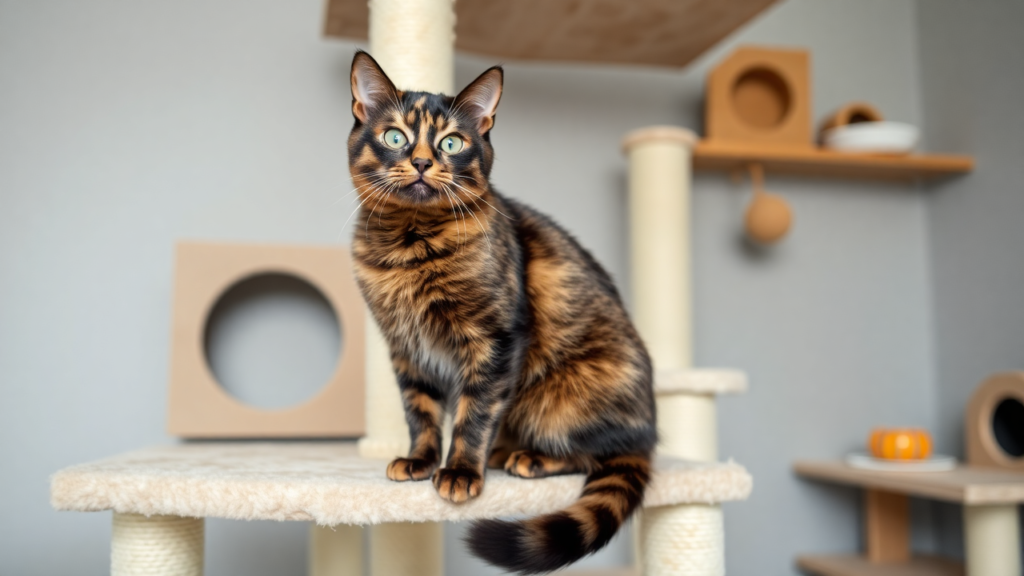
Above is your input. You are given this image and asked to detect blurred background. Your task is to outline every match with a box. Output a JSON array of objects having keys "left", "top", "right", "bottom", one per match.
[{"left": 1, "top": 0, "right": 1021, "bottom": 574}]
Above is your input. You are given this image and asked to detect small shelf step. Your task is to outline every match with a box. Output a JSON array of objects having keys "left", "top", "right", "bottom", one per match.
[
  {"left": 693, "top": 141, "right": 974, "bottom": 181},
  {"left": 798, "top": 554, "right": 964, "bottom": 576}
]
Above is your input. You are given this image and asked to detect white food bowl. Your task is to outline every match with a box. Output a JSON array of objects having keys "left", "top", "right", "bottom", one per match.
[
  {"left": 822, "top": 121, "right": 919, "bottom": 154},
  {"left": 846, "top": 452, "right": 957, "bottom": 472}
]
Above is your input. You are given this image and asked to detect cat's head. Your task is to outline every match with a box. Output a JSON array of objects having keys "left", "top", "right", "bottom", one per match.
[{"left": 347, "top": 51, "right": 502, "bottom": 210}]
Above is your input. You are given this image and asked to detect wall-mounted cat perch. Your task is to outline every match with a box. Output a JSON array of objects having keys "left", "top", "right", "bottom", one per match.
[
  {"left": 699, "top": 46, "right": 974, "bottom": 181},
  {"left": 699, "top": 45, "right": 973, "bottom": 245},
  {"left": 694, "top": 141, "right": 973, "bottom": 181}
]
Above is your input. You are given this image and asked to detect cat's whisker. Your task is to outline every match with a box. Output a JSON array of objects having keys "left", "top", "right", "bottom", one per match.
[
  {"left": 446, "top": 96, "right": 473, "bottom": 121},
  {"left": 366, "top": 180, "right": 399, "bottom": 239},
  {"left": 444, "top": 184, "right": 472, "bottom": 251},
  {"left": 386, "top": 91, "right": 404, "bottom": 118},
  {"left": 449, "top": 186, "right": 492, "bottom": 254},
  {"left": 332, "top": 179, "right": 377, "bottom": 207},
  {"left": 340, "top": 171, "right": 395, "bottom": 203},
  {"left": 339, "top": 183, "right": 386, "bottom": 240},
  {"left": 333, "top": 176, "right": 391, "bottom": 207},
  {"left": 331, "top": 189, "right": 359, "bottom": 207},
  {"left": 450, "top": 179, "right": 513, "bottom": 220},
  {"left": 444, "top": 187, "right": 465, "bottom": 249},
  {"left": 440, "top": 186, "right": 464, "bottom": 250},
  {"left": 456, "top": 191, "right": 498, "bottom": 253},
  {"left": 378, "top": 181, "right": 400, "bottom": 229}
]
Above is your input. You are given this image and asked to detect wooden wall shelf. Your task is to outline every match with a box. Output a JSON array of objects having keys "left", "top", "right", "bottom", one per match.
[
  {"left": 324, "top": 0, "right": 778, "bottom": 68},
  {"left": 793, "top": 460, "right": 1024, "bottom": 504},
  {"left": 693, "top": 141, "right": 974, "bottom": 181},
  {"left": 798, "top": 554, "right": 964, "bottom": 576},
  {"left": 795, "top": 461, "right": 1024, "bottom": 576}
]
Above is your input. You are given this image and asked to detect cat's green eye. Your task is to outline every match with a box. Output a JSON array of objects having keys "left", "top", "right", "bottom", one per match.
[
  {"left": 439, "top": 135, "right": 464, "bottom": 154},
  {"left": 382, "top": 129, "right": 408, "bottom": 149}
]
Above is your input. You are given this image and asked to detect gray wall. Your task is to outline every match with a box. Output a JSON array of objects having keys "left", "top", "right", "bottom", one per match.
[
  {"left": 917, "top": 0, "right": 1024, "bottom": 558},
  {"left": 0, "top": 0, "right": 952, "bottom": 574}
]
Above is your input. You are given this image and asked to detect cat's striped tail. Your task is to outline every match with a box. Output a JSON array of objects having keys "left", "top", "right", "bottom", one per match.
[{"left": 466, "top": 453, "right": 651, "bottom": 575}]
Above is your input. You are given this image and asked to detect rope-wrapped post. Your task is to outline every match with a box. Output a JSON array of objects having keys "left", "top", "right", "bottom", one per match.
[
  {"left": 111, "top": 513, "right": 203, "bottom": 576},
  {"left": 641, "top": 505, "right": 724, "bottom": 576},
  {"left": 624, "top": 127, "right": 743, "bottom": 576},
  {"left": 350, "top": 2, "right": 456, "bottom": 576}
]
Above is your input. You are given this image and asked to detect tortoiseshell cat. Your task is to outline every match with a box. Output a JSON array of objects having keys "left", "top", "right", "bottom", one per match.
[{"left": 347, "top": 51, "right": 656, "bottom": 574}]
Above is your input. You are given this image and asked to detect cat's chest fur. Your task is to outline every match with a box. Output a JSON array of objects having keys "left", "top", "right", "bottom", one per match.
[{"left": 354, "top": 253, "right": 485, "bottom": 386}]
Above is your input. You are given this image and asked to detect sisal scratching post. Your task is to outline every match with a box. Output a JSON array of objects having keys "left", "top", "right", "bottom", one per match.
[
  {"left": 351, "top": 2, "right": 455, "bottom": 576},
  {"left": 111, "top": 513, "right": 203, "bottom": 576},
  {"left": 641, "top": 505, "right": 724, "bottom": 576},
  {"left": 624, "top": 127, "right": 726, "bottom": 576}
]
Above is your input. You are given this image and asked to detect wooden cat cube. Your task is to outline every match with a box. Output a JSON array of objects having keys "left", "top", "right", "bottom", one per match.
[
  {"left": 167, "top": 242, "right": 365, "bottom": 438},
  {"left": 705, "top": 45, "right": 812, "bottom": 150}
]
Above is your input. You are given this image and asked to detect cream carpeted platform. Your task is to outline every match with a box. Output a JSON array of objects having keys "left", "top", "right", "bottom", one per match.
[{"left": 51, "top": 442, "right": 752, "bottom": 525}]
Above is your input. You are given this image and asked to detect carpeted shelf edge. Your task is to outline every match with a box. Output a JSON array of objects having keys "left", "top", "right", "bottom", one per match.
[{"left": 51, "top": 443, "right": 752, "bottom": 525}]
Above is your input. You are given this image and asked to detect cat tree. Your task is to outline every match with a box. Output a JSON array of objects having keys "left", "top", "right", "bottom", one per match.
[{"left": 49, "top": 2, "right": 752, "bottom": 576}]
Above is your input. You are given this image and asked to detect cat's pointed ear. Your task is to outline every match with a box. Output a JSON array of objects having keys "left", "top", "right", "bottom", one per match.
[
  {"left": 350, "top": 51, "right": 398, "bottom": 123},
  {"left": 453, "top": 66, "right": 503, "bottom": 134}
]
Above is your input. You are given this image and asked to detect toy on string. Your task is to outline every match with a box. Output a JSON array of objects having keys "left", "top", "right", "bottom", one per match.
[{"left": 744, "top": 163, "right": 793, "bottom": 245}]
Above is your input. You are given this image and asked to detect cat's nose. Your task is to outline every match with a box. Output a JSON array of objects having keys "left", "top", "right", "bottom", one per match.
[{"left": 412, "top": 157, "right": 433, "bottom": 174}]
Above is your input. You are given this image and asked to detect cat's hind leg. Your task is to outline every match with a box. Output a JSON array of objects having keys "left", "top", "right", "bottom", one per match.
[
  {"left": 504, "top": 450, "right": 595, "bottom": 479},
  {"left": 486, "top": 428, "right": 520, "bottom": 469},
  {"left": 487, "top": 447, "right": 512, "bottom": 469}
]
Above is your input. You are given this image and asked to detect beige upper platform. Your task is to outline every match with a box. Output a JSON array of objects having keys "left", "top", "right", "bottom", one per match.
[{"left": 51, "top": 442, "right": 752, "bottom": 525}]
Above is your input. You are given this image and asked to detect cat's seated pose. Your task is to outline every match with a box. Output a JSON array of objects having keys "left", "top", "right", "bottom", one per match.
[{"left": 347, "top": 51, "right": 657, "bottom": 574}]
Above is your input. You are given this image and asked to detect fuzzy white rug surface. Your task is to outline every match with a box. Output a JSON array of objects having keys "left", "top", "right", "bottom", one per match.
[{"left": 51, "top": 442, "right": 752, "bottom": 525}]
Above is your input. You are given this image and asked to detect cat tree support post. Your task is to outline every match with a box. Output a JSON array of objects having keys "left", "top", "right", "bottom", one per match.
[
  {"left": 110, "top": 513, "right": 204, "bottom": 576},
  {"left": 312, "top": 2, "right": 456, "bottom": 576},
  {"left": 964, "top": 504, "right": 1021, "bottom": 576},
  {"left": 624, "top": 127, "right": 746, "bottom": 576}
]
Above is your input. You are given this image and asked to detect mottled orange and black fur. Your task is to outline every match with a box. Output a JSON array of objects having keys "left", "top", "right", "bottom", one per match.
[{"left": 346, "top": 51, "right": 656, "bottom": 574}]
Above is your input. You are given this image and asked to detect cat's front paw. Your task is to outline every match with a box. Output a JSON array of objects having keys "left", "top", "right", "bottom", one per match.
[
  {"left": 432, "top": 467, "right": 483, "bottom": 503},
  {"left": 387, "top": 457, "right": 437, "bottom": 481}
]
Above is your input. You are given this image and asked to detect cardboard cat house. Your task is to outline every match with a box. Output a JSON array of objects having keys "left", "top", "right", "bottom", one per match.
[{"left": 166, "top": 242, "right": 365, "bottom": 438}]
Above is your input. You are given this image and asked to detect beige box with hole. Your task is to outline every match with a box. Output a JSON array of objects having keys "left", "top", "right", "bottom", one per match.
[
  {"left": 167, "top": 242, "right": 365, "bottom": 438},
  {"left": 705, "top": 45, "right": 812, "bottom": 150}
]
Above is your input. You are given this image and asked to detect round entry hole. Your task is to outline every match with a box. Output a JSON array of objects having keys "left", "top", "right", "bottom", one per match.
[
  {"left": 731, "top": 67, "right": 792, "bottom": 129},
  {"left": 204, "top": 273, "right": 342, "bottom": 410},
  {"left": 992, "top": 397, "right": 1024, "bottom": 458}
]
